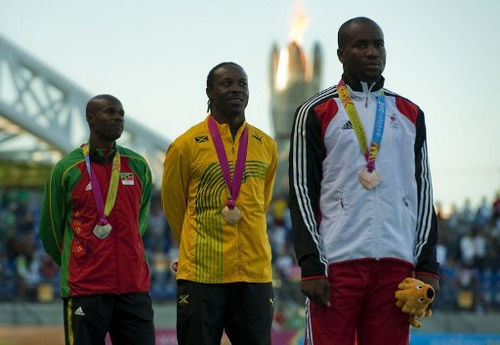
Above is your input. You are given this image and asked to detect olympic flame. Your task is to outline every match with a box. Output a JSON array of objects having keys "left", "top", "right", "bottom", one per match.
[
  {"left": 275, "top": 3, "right": 310, "bottom": 90},
  {"left": 275, "top": 47, "right": 289, "bottom": 91},
  {"left": 289, "top": 5, "right": 309, "bottom": 45}
]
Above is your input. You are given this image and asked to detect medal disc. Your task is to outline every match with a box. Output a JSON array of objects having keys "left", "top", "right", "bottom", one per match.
[
  {"left": 93, "top": 223, "right": 112, "bottom": 240},
  {"left": 358, "top": 167, "right": 381, "bottom": 189},
  {"left": 221, "top": 205, "right": 242, "bottom": 224}
]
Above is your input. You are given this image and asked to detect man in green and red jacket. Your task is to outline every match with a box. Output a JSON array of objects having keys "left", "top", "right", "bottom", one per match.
[{"left": 39, "top": 94, "right": 155, "bottom": 345}]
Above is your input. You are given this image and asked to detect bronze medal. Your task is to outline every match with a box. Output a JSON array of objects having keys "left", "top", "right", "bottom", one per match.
[
  {"left": 221, "top": 205, "right": 242, "bottom": 224},
  {"left": 337, "top": 80, "right": 386, "bottom": 192},
  {"left": 358, "top": 167, "right": 381, "bottom": 189},
  {"left": 93, "top": 223, "right": 112, "bottom": 240}
]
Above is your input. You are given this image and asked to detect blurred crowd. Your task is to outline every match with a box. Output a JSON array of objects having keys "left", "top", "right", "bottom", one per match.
[
  {"left": 1, "top": 188, "right": 500, "bottom": 318},
  {"left": 434, "top": 195, "right": 500, "bottom": 312}
]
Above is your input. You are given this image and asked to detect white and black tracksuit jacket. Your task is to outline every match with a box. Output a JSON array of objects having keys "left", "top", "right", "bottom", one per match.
[{"left": 289, "top": 77, "right": 439, "bottom": 279}]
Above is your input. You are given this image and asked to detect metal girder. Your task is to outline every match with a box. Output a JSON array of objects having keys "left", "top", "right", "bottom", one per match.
[{"left": 0, "top": 34, "right": 169, "bottom": 187}]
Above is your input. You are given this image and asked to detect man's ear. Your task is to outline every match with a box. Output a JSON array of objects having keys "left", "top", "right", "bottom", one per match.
[
  {"left": 206, "top": 87, "right": 212, "bottom": 99},
  {"left": 86, "top": 113, "right": 94, "bottom": 126},
  {"left": 337, "top": 48, "right": 345, "bottom": 64}
]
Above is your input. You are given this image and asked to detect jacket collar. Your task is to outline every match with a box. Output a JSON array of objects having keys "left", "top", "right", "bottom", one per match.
[
  {"left": 206, "top": 114, "right": 248, "bottom": 142},
  {"left": 87, "top": 142, "right": 118, "bottom": 164},
  {"left": 341, "top": 75, "right": 385, "bottom": 92}
]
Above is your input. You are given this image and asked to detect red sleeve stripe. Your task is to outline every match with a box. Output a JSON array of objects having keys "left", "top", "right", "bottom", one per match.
[
  {"left": 395, "top": 96, "right": 418, "bottom": 125},
  {"left": 314, "top": 98, "right": 339, "bottom": 141}
]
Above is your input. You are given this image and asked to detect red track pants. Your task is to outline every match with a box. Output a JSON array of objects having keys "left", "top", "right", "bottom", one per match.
[{"left": 304, "top": 258, "right": 414, "bottom": 345}]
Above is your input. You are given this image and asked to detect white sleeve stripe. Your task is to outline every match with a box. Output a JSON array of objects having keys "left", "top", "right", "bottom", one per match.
[
  {"left": 415, "top": 142, "right": 434, "bottom": 258},
  {"left": 415, "top": 143, "right": 430, "bottom": 257},
  {"left": 293, "top": 98, "right": 321, "bottom": 254},
  {"left": 291, "top": 87, "right": 336, "bottom": 273}
]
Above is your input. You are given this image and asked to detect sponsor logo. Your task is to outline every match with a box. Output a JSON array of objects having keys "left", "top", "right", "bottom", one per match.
[
  {"left": 252, "top": 134, "right": 263, "bottom": 143},
  {"left": 74, "top": 306, "right": 85, "bottom": 316},
  {"left": 341, "top": 121, "right": 353, "bottom": 130},
  {"left": 195, "top": 136, "right": 209, "bottom": 143}
]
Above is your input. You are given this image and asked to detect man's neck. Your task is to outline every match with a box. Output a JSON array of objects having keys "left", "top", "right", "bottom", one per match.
[
  {"left": 88, "top": 135, "right": 115, "bottom": 150},
  {"left": 211, "top": 112, "right": 245, "bottom": 139}
]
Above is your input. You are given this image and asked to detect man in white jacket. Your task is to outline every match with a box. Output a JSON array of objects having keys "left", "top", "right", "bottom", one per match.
[{"left": 289, "top": 17, "right": 439, "bottom": 345}]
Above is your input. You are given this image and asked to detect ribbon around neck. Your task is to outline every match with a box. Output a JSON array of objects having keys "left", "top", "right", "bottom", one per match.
[
  {"left": 82, "top": 144, "right": 120, "bottom": 225},
  {"left": 337, "top": 79, "right": 386, "bottom": 171},
  {"left": 208, "top": 116, "right": 248, "bottom": 209}
]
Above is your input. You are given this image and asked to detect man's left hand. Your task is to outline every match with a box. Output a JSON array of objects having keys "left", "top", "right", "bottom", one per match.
[{"left": 415, "top": 274, "right": 439, "bottom": 294}]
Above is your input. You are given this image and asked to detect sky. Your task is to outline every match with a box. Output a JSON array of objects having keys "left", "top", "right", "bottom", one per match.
[{"left": 1, "top": 0, "right": 499, "bottom": 209}]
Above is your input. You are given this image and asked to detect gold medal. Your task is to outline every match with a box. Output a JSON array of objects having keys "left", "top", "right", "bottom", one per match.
[
  {"left": 93, "top": 223, "right": 112, "bottom": 240},
  {"left": 221, "top": 205, "right": 242, "bottom": 224},
  {"left": 359, "top": 167, "right": 381, "bottom": 189}
]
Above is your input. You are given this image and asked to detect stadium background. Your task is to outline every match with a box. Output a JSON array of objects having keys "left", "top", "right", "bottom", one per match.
[{"left": 1, "top": 9, "right": 500, "bottom": 345}]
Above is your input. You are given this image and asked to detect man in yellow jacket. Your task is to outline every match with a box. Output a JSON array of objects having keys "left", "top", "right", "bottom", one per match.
[{"left": 161, "top": 62, "right": 278, "bottom": 345}]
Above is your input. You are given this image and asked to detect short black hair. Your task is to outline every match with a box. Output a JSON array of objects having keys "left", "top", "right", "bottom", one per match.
[
  {"left": 86, "top": 94, "right": 121, "bottom": 115},
  {"left": 338, "top": 17, "right": 381, "bottom": 49},
  {"left": 206, "top": 62, "right": 243, "bottom": 88}
]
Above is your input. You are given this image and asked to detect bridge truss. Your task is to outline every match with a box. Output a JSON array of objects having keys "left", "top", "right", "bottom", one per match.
[{"left": 0, "top": 34, "right": 169, "bottom": 187}]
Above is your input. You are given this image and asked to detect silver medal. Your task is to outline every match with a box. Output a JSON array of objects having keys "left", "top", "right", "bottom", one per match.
[
  {"left": 358, "top": 167, "right": 381, "bottom": 189},
  {"left": 93, "top": 223, "right": 112, "bottom": 240},
  {"left": 221, "top": 205, "right": 242, "bottom": 224}
]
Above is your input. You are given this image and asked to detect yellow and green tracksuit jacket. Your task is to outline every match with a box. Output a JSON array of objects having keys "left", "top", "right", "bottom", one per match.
[{"left": 161, "top": 116, "right": 277, "bottom": 283}]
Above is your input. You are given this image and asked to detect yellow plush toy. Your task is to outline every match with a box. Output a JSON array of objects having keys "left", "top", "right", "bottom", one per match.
[{"left": 395, "top": 277, "right": 435, "bottom": 328}]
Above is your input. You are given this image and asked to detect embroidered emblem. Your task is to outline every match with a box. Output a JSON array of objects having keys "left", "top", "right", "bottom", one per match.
[
  {"left": 390, "top": 115, "right": 400, "bottom": 129},
  {"left": 195, "top": 136, "right": 209, "bottom": 143},
  {"left": 178, "top": 295, "right": 189, "bottom": 304},
  {"left": 70, "top": 238, "right": 86, "bottom": 258},
  {"left": 85, "top": 182, "right": 92, "bottom": 191}
]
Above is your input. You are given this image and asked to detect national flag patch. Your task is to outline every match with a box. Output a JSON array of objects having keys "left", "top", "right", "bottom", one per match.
[
  {"left": 120, "top": 172, "right": 135, "bottom": 185},
  {"left": 195, "top": 136, "right": 209, "bottom": 143}
]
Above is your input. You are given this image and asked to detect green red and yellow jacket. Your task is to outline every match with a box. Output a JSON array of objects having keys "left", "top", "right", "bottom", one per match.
[
  {"left": 39, "top": 144, "right": 152, "bottom": 297},
  {"left": 161, "top": 116, "right": 277, "bottom": 283}
]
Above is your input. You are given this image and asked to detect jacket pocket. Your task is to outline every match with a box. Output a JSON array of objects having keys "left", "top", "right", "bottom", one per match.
[{"left": 322, "top": 190, "right": 349, "bottom": 242}]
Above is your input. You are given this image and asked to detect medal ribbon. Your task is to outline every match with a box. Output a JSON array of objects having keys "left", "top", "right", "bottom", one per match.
[
  {"left": 337, "top": 79, "right": 386, "bottom": 171},
  {"left": 82, "top": 144, "right": 120, "bottom": 225},
  {"left": 208, "top": 116, "right": 248, "bottom": 209}
]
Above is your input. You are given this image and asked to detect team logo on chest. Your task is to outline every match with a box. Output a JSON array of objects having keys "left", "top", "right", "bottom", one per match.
[{"left": 389, "top": 114, "right": 400, "bottom": 129}]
